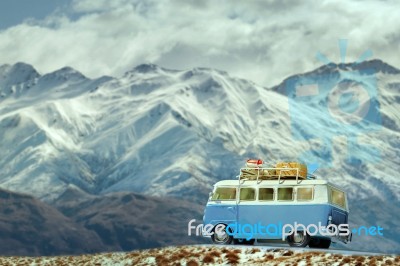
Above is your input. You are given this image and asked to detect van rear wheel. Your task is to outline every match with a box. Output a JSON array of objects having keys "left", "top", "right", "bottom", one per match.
[
  {"left": 287, "top": 231, "right": 310, "bottom": 247},
  {"left": 211, "top": 224, "right": 233, "bottom": 245}
]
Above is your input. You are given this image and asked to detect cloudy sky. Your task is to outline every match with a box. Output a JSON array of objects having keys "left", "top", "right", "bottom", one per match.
[{"left": 0, "top": 0, "right": 399, "bottom": 86}]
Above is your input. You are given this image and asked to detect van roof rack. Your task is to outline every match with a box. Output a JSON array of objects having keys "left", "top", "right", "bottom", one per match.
[{"left": 238, "top": 166, "right": 316, "bottom": 185}]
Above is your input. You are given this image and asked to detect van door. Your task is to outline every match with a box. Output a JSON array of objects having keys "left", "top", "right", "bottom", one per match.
[
  {"left": 330, "top": 188, "right": 348, "bottom": 225},
  {"left": 205, "top": 187, "right": 238, "bottom": 226},
  {"left": 236, "top": 187, "right": 257, "bottom": 239}
]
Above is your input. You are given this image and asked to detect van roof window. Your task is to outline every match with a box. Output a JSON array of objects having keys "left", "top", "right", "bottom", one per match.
[
  {"left": 278, "top": 187, "right": 293, "bottom": 201},
  {"left": 240, "top": 188, "right": 255, "bottom": 201},
  {"left": 297, "top": 187, "right": 313, "bottom": 201},
  {"left": 259, "top": 188, "right": 274, "bottom": 201}
]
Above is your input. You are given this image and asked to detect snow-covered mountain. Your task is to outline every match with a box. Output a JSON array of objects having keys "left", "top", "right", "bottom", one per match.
[{"left": 0, "top": 60, "right": 399, "bottom": 253}]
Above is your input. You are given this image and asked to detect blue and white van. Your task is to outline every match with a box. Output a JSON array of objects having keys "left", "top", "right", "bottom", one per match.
[{"left": 203, "top": 161, "right": 352, "bottom": 248}]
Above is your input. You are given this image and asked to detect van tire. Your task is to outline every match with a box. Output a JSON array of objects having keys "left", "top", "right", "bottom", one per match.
[
  {"left": 211, "top": 224, "right": 233, "bottom": 245},
  {"left": 287, "top": 231, "right": 310, "bottom": 247},
  {"left": 309, "top": 238, "right": 331, "bottom": 249}
]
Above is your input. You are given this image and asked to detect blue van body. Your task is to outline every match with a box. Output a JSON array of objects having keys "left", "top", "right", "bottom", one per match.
[{"left": 203, "top": 169, "right": 351, "bottom": 247}]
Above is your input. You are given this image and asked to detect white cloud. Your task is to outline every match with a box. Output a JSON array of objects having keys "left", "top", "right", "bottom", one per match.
[{"left": 0, "top": 0, "right": 399, "bottom": 86}]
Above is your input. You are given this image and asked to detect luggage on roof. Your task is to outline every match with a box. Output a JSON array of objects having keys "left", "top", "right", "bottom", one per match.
[
  {"left": 276, "top": 162, "right": 308, "bottom": 179},
  {"left": 239, "top": 160, "right": 308, "bottom": 180}
]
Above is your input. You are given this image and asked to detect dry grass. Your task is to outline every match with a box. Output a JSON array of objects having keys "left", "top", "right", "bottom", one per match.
[
  {"left": 0, "top": 245, "right": 398, "bottom": 265},
  {"left": 202, "top": 254, "right": 215, "bottom": 264},
  {"left": 250, "top": 248, "right": 260, "bottom": 254},
  {"left": 232, "top": 249, "right": 241, "bottom": 254},
  {"left": 282, "top": 250, "right": 294, "bottom": 256},
  {"left": 264, "top": 254, "right": 274, "bottom": 261},
  {"left": 225, "top": 251, "right": 240, "bottom": 264},
  {"left": 186, "top": 259, "right": 199, "bottom": 266},
  {"left": 220, "top": 247, "right": 229, "bottom": 253},
  {"left": 208, "top": 250, "right": 221, "bottom": 257}
]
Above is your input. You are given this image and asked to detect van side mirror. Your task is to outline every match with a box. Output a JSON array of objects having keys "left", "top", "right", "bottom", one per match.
[{"left": 209, "top": 192, "right": 213, "bottom": 198}]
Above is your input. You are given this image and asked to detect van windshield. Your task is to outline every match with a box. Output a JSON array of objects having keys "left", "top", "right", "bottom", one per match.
[
  {"left": 331, "top": 189, "right": 346, "bottom": 209},
  {"left": 211, "top": 187, "right": 236, "bottom": 200}
]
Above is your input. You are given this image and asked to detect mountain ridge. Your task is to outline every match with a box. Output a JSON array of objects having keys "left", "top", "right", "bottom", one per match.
[
  {"left": 0, "top": 187, "right": 205, "bottom": 256},
  {"left": 0, "top": 187, "right": 106, "bottom": 255},
  {"left": 0, "top": 59, "right": 399, "bottom": 253}
]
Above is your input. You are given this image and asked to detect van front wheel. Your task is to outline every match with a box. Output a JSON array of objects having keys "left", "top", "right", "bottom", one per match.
[
  {"left": 287, "top": 231, "right": 310, "bottom": 247},
  {"left": 211, "top": 224, "right": 233, "bottom": 245}
]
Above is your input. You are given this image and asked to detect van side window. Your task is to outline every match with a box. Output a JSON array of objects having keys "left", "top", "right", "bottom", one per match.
[
  {"left": 331, "top": 188, "right": 346, "bottom": 208},
  {"left": 297, "top": 187, "right": 313, "bottom": 201},
  {"left": 278, "top": 187, "right": 293, "bottom": 201},
  {"left": 240, "top": 188, "right": 255, "bottom": 201},
  {"left": 211, "top": 187, "right": 236, "bottom": 200},
  {"left": 259, "top": 188, "right": 274, "bottom": 201}
]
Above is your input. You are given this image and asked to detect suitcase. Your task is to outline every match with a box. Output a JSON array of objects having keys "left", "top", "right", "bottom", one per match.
[{"left": 275, "top": 162, "right": 307, "bottom": 179}]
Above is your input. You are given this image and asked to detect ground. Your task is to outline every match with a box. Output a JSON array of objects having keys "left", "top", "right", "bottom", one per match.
[{"left": 0, "top": 245, "right": 398, "bottom": 265}]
